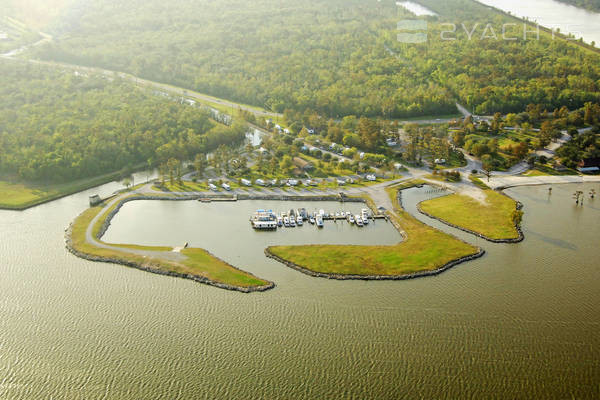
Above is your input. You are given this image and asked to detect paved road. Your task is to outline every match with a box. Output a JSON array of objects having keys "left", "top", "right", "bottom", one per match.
[
  {"left": 2, "top": 33, "right": 281, "bottom": 119},
  {"left": 85, "top": 187, "right": 186, "bottom": 261}
]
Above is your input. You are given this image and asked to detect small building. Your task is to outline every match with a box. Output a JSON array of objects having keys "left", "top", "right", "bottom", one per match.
[
  {"left": 293, "top": 157, "right": 314, "bottom": 171},
  {"left": 89, "top": 195, "right": 102, "bottom": 206},
  {"left": 577, "top": 158, "right": 600, "bottom": 173}
]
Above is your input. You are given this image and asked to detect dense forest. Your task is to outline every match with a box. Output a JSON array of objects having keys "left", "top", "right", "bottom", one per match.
[
  {"left": 0, "top": 60, "right": 247, "bottom": 183},
  {"left": 557, "top": 0, "right": 600, "bottom": 12},
  {"left": 29, "top": 0, "right": 600, "bottom": 118}
]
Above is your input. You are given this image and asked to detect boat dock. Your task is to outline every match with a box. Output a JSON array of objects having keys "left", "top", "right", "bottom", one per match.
[{"left": 249, "top": 207, "right": 388, "bottom": 230}]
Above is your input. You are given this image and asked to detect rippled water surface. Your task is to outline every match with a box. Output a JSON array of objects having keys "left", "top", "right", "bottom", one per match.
[{"left": 0, "top": 181, "right": 598, "bottom": 398}]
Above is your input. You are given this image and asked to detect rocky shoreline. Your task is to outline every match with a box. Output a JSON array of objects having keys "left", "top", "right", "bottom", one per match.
[
  {"left": 264, "top": 247, "right": 485, "bottom": 281},
  {"left": 415, "top": 192, "right": 524, "bottom": 244},
  {"left": 65, "top": 195, "right": 275, "bottom": 293},
  {"left": 263, "top": 184, "right": 486, "bottom": 280}
]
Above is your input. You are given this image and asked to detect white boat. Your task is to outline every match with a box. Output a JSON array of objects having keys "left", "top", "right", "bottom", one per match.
[
  {"left": 297, "top": 215, "right": 303, "bottom": 226},
  {"left": 316, "top": 215, "right": 324, "bottom": 227},
  {"left": 289, "top": 215, "right": 296, "bottom": 226},
  {"left": 309, "top": 216, "right": 315, "bottom": 224},
  {"left": 355, "top": 215, "right": 364, "bottom": 226},
  {"left": 250, "top": 210, "right": 277, "bottom": 230},
  {"left": 319, "top": 209, "right": 325, "bottom": 216},
  {"left": 283, "top": 217, "right": 290, "bottom": 227},
  {"left": 277, "top": 216, "right": 283, "bottom": 227},
  {"left": 361, "top": 209, "right": 370, "bottom": 224},
  {"left": 348, "top": 214, "right": 355, "bottom": 224}
]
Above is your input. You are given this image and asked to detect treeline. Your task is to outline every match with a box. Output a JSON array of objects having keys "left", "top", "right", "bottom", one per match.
[
  {"left": 0, "top": 61, "right": 246, "bottom": 183},
  {"left": 31, "top": 0, "right": 600, "bottom": 118}
]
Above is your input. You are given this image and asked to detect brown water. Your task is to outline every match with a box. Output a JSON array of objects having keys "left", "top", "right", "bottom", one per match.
[{"left": 0, "top": 181, "right": 598, "bottom": 399}]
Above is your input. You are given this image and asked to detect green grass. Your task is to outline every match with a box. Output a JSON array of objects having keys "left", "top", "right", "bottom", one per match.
[
  {"left": 522, "top": 164, "right": 579, "bottom": 177},
  {"left": 419, "top": 189, "right": 519, "bottom": 240},
  {"left": 432, "top": 151, "right": 467, "bottom": 170},
  {"left": 70, "top": 199, "right": 271, "bottom": 289},
  {"left": 268, "top": 184, "right": 479, "bottom": 277},
  {"left": 469, "top": 175, "right": 490, "bottom": 190},
  {"left": 0, "top": 171, "right": 124, "bottom": 210},
  {"left": 425, "top": 173, "right": 461, "bottom": 183}
]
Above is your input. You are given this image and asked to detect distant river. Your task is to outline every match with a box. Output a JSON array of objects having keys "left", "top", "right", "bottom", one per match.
[
  {"left": 476, "top": 0, "right": 600, "bottom": 46},
  {"left": 0, "top": 181, "right": 598, "bottom": 398}
]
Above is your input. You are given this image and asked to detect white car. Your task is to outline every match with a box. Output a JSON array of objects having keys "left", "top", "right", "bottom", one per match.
[{"left": 365, "top": 174, "right": 377, "bottom": 181}]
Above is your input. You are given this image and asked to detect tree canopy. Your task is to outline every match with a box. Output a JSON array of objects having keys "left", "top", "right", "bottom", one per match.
[
  {"left": 30, "top": 0, "right": 600, "bottom": 118},
  {"left": 0, "top": 60, "right": 246, "bottom": 183}
]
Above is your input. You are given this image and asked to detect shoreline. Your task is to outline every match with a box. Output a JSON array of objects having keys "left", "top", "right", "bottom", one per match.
[
  {"left": 416, "top": 195, "right": 524, "bottom": 243},
  {"left": 264, "top": 247, "right": 485, "bottom": 281},
  {"left": 65, "top": 193, "right": 276, "bottom": 293},
  {"left": 264, "top": 183, "right": 486, "bottom": 280}
]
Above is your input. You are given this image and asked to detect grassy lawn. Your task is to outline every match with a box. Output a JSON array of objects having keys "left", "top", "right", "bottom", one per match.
[
  {"left": 419, "top": 189, "right": 519, "bottom": 240},
  {"left": 70, "top": 201, "right": 271, "bottom": 290},
  {"left": 432, "top": 151, "right": 467, "bottom": 170},
  {"left": 425, "top": 174, "right": 460, "bottom": 183},
  {"left": 522, "top": 164, "right": 579, "bottom": 177},
  {"left": 268, "top": 183, "right": 479, "bottom": 277},
  {"left": 0, "top": 171, "right": 123, "bottom": 210}
]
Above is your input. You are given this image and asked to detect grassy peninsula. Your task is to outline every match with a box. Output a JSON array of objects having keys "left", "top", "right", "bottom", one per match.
[
  {"left": 68, "top": 199, "right": 273, "bottom": 291},
  {"left": 419, "top": 190, "right": 521, "bottom": 241},
  {"left": 267, "top": 185, "right": 481, "bottom": 278}
]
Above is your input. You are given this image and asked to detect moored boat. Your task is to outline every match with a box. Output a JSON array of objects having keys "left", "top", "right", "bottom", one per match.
[
  {"left": 355, "top": 215, "right": 364, "bottom": 227},
  {"left": 250, "top": 210, "right": 278, "bottom": 230},
  {"left": 316, "top": 215, "right": 324, "bottom": 227}
]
